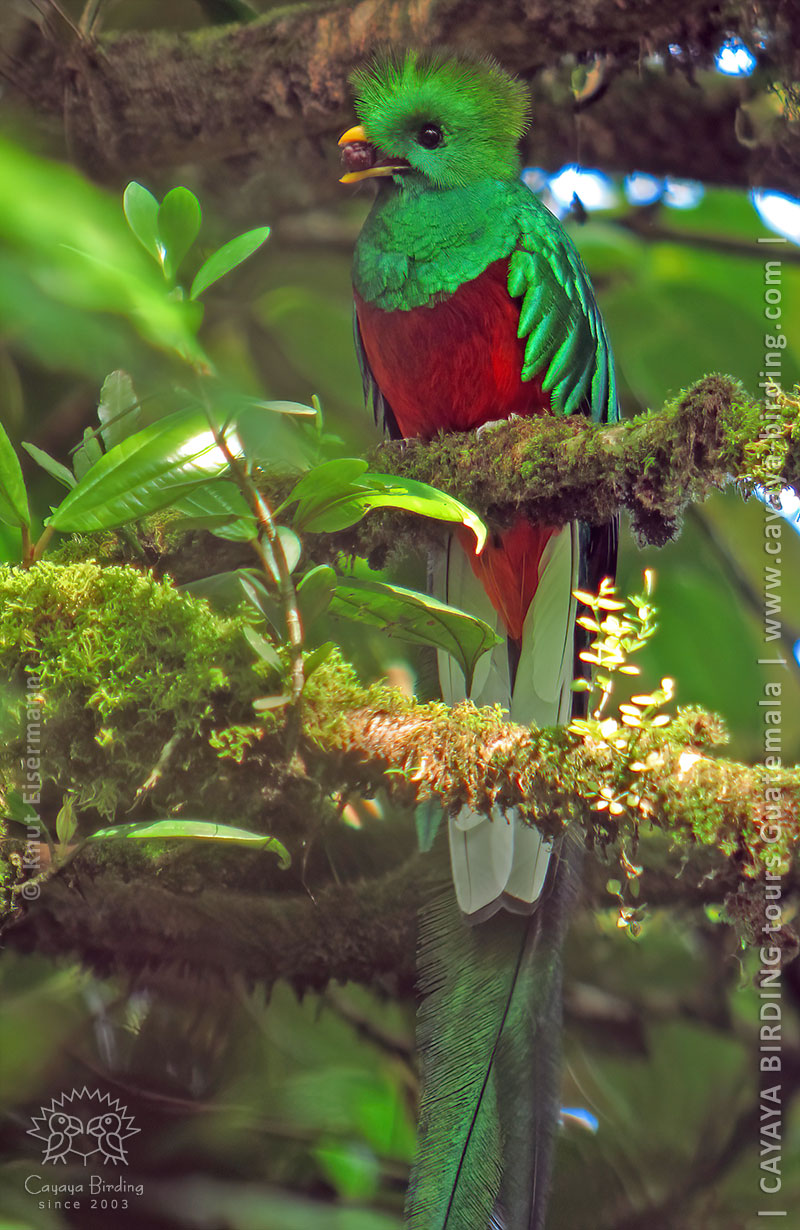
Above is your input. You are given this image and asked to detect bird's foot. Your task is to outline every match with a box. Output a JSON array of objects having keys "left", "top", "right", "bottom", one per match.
[{"left": 475, "top": 414, "right": 520, "bottom": 438}]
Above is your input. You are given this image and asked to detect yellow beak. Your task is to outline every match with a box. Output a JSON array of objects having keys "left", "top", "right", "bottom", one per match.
[
  {"left": 338, "top": 125, "right": 368, "bottom": 146},
  {"left": 338, "top": 123, "right": 408, "bottom": 184}
]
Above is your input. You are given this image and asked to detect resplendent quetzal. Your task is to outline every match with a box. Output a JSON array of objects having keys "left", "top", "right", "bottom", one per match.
[{"left": 339, "top": 49, "right": 618, "bottom": 1230}]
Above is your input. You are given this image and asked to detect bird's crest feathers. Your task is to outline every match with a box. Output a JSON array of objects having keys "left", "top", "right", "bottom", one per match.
[{"left": 350, "top": 50, "right": 530, "bottom": 187}]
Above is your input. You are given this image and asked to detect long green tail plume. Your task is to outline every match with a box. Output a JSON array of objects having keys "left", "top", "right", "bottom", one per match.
[{"left": 406, "top": 838, "right": 579, "bottom": 1229}]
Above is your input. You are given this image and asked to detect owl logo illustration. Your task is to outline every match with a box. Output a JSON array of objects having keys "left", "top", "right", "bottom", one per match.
[{"left": 28, "top": 1089, "right": 139, "bottom": 1166}]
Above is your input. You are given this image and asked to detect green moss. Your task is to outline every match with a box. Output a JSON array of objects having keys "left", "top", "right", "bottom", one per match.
[{"left": 0, "top": 560, "right": 264, "bottom": 822}]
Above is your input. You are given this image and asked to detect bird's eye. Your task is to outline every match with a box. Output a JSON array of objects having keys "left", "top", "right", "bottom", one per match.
[{"left": 416, "top": 123, "right": 443, "bottom": 150}]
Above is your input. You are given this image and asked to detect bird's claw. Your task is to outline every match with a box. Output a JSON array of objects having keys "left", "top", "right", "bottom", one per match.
[{"left": 475, "top": 414, "right": 520, "bottom": 438}]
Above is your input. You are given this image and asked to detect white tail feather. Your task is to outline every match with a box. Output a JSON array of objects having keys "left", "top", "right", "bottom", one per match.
[{"left": 433, "top": 525, "right": 579, "bottom": 920}]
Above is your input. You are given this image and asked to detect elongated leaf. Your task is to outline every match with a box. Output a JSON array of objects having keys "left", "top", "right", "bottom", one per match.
[
  {"left": 0, "top": 419, "right": 30, "bottom": 528},
  {"left": 22, "top": 442, "right": 76, "bottom": 490},
  {"left": 330, "top": 577, "right": 501, "bottom": 691},
  {"left": 257, "top": 400, "right": 316, "bottom": 416},
  {"left": 190, "top": 226, "right": 270, "bottom": 299},
  {"left": 87, "top": 819, "right": 290, "bottom": 867},
  {"left": 289, "top": 459, "right": 486, "bottom": 548},
  {"left": 97, "top": 370, "right": 140, "bottom": 450},
  {"left": 253, "top": 693, "right": 291, "bottom": 712},
  {"left": 158, "top": 186, "right": 202, "bottom": 281},
  {"left": 238, "top": 574, "right": 283, "bottom": 637},
  {"left": 48, "top": 409, "right": 236, "bottom": 532},
  {"left": 123, "top": 181, "right": 161, "bottom": 261},
  {"left": 286, "top": 457, "right": 372, "bottom": 524},
  {"left": 303, "top": 640, "right": 336, "bottom": 680},
  {"left": 357, "top": 473, "right": 487, "bottom": 551},
  {"left": 171, "top": 481, "right": 256, "bottom": 541},
  {"left": 243, "top": 625, "right": 283, "bottom": 673}
]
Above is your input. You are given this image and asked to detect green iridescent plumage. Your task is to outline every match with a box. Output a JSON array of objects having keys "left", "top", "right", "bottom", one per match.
[{"left": 351, "top": 51, "right": 617, "bottom": 424}]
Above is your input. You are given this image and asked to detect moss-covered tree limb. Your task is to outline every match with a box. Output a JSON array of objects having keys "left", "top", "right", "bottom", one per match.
[
  {"left": 307, "top": 689, "right": 800, "bottom": 876},
  {"left": 144, "top": 377, "right": 797, "bottom": 588},
  {"left": 352, "top": 377, "right": 797, "bottom": 550},
  {"left": 5, "top": 0, "right": 800, "bottom": 207},
  {"left": 252, "top": 376, "right": 794, "bottom": 581}
]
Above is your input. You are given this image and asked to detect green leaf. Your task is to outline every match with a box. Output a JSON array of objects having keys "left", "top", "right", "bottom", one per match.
[
  {"left": 0, "top": 419, "right": 30, "bottom": 529},
  {"left": 189, "top": 226, "right": 270, "bottom": 300},
  {"left": 122, "top": 181, "right": 161, "bottom": 261},
  {"left": 55, "top": 797, "right": 77, "bottom": 847},
  {"left": 253, "top": 693, "right": 291, "bottom": 712},
  {"left": 171, "top": 481, "right": 257, "bottom": 542},
  {"left": 285, "top": 458, "right": 372, "bottom": 524},
  {"left": 329, "top": 577, "right": 502, "bottom": 692},
  {"left": 72, "top": 425, "right": 103, "bottom": 481},
  {"left": 303, "top": 640, "right": 335, "bottom": 680},
  {"left": 158, "top": 186, "right": 202, "bottom": 282},
  {"left": 87, "top": 819, "right": 290, "bottom": 867},
  {"left": 297, "top": 564, "right": 336, "bottom": 627},
  {"left": 243, "top": 625, "right": 283, "bottom": 673},
  {"left": 2, "top": 788, "right": 40, "bottom": 826},
  {"left": 238, "top": 574, "right": 283, "bottom": 637},
  {"left": 358, "top": 473, "right": 487, "bottom": 551},
  {"left": 288, "top": 459, "right": 486, "bottom": 548},
  {"left": 260, "top": 527, "right": 302, "bottom": 583},
  {"left": 256, "top": 400, "right": 316, "bottom": 416},
  {"left": 49, "top": 409, "right": 235, "bottom": 532},
  {"left": 179, "top": 568, "right": 254, "bottom": 612},
  {"left": 21, "top": 442, "right": 76, "bottom": 490},
  {"left": 97, "top": 370, "right": 140, "bottom": 450}
]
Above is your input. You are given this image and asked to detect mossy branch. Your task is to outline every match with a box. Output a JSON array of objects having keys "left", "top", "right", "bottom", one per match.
[
  {"left": 305, "top": 685, "right": 800, "bottom": 878},
  {"left": 329, "top": 377, "right": 798, "bottom": 562}
]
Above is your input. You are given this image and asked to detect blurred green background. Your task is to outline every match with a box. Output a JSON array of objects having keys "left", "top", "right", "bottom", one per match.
[{"left": 1, "top": 3, "right": 799, "bottom": 1228}]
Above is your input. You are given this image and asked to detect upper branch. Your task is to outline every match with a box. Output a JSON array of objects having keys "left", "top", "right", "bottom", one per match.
[
  {"left": 5, "top": 0, "right": 800, "bottom": 204},
  {"left": 300, "top": 377, "right": 798, "bottom": 569}
]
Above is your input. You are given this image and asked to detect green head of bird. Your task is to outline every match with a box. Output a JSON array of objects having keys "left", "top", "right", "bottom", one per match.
[{"left": 339, "top": 50, "right": 530, "bottom": 190}]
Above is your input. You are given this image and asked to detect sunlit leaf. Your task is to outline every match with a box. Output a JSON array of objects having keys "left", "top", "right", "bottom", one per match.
[
  {"left": 257, "top": 400, "right": 316, "bottom": 416},
  {"left": 158, "top": 186, "right": 202, "bottom": 281},
  {"left": 0, "top": 420, "right": 30, "bottom": 528},
  {"left": 48, "top": 409, "right": 236, "bottom": 532},
  {"left": 87, "top": 819, "right": 290, "bottom": 867},
  {"left": 189, "top": 226, "right": 270, "bottom": 299},
  {"left": 329, "top": 576, "right": 501, "bottom": 692},
  {"left": 359, "top": 472, "right": 487, "bottom": 551},
  {"left": 288, "top": 459, "right": 486, "bottom": 547}
]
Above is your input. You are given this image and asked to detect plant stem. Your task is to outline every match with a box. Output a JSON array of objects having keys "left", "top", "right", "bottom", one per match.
[{"left": 203, "top": 411, "right": 305, "bottom": 710}]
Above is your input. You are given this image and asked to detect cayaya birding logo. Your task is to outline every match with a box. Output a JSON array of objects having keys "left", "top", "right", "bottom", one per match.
[{"left": 27, "top": 1089, "right": 139, "bottom": 1166}]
